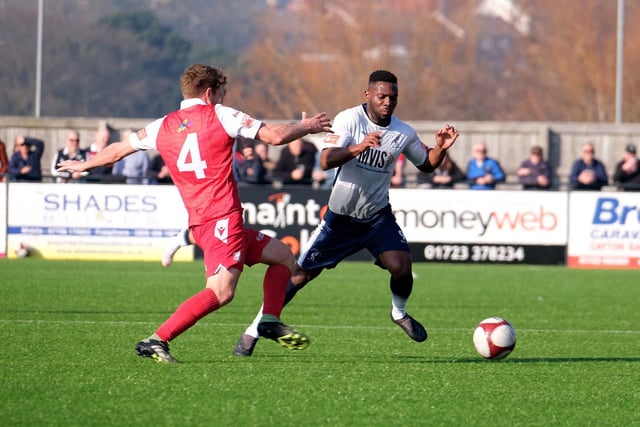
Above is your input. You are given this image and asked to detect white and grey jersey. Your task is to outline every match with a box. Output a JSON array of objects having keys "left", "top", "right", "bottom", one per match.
[{"left": 323, "top": 104, "right": 429, "bottom": 219}]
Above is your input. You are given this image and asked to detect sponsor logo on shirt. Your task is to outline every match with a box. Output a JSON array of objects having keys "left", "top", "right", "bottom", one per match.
[
  {"left": 324, "top": 134, "right": 341, "bottom": 145},
  {"left": 241, "top": 114, "right": 255, "bottom": 128},
  {"left": 387, "top": 134, "right": 403, "bottom": 149},
  {"left": 177, "top": 119, "right": 192, "bottom": 133},
  {"left": 357, "top": 148, "right": 390, "bottom": 170},
  {"left": 136, "top": 129, "right": 147, "bottom": 140}
]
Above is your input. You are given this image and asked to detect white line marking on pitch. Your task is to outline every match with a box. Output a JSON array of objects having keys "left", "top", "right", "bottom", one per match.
[{"left": 0, "top": 319, "right": 638, "bottom": 334}]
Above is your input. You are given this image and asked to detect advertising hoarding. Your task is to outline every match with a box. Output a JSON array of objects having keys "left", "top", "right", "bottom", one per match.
[
  {"left": 238, "top": 188, "right": 569, "bottom": 265},
  {"left": 391, "top": 189, "right": 568, "bottom": 264},
  {"left": 567, "top": 192, "right": 640, "bottom": 268},
  {"left": 0, "top": 182, "right": 6, "bottom": 257},
  {"left": 11, "top": 184, "right": 637, "bottom": 268},
  {"left": 6, "top": 183, "right": 190, "bottom": 261},
  {"left": 239, "top": 186, "right": 330, "bottom": 257}
]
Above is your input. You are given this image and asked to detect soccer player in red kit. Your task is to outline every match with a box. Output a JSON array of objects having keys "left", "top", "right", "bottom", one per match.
[{"left": 57, "top": 64, "right": 332, "bottom": 363}]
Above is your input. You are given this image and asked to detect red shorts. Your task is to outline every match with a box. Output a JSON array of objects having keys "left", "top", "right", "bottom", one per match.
[{"left": 191, "top": 213, "right": 271, "bottom": 277}]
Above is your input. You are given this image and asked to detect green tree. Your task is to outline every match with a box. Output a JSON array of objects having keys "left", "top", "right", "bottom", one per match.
[{"left": 44, "top": 10, "right": 193, "bottom": 117}]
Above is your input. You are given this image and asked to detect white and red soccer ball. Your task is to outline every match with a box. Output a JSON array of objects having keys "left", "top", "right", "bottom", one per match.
[
  {"left": 15, "top": 242, "right": 31, "bottom": 258},
  {"left": 473, "top": 317, "right": 516, "bottom": 360}
]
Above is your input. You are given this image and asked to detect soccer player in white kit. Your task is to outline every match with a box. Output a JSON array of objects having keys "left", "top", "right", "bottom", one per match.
[{"left": 233, "top": 70, "right": 460, "bottom": 356}]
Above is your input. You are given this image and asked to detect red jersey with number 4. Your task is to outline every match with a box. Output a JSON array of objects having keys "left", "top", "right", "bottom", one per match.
[{"left": 129, "top": 99, "right": 263, "bottom": 226}]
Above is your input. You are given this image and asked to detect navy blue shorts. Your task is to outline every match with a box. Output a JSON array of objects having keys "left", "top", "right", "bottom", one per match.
[{"left": 298, "top": 205, "right": 409, "bottom": 271}]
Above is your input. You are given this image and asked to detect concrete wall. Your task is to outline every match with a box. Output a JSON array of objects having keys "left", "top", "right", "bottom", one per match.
[{"left": 2, "top": 116, "right": 639, "bottom": 187}]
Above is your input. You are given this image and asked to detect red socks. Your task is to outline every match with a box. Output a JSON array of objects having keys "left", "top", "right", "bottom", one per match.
[
  {"left": 262, "top": 264, "right": 291, "bottom": 318},
  {"left": 156, "top": 288, "right": 219, "bottom": 342},
  {"left": 155, "top": 264, "right": 290, "bottom": 342}
]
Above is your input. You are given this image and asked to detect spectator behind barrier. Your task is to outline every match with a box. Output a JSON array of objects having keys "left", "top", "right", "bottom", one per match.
[
  {"left": 85, "top": 127, "right": 115, "bottom": 183},
  {"left": 235, "top": 136, "right": 268, "bottom": 184},
  {"left": 272, "top": 138, "right": 317, "bottom": 185},
  {"left": 613, "top": 143, "right": 640, "bottom": 191},
  {"left": 311, "top": 148, "right": 335, "bottom": 190},
  {"left": 149, "top": 152, "right": 173, "bottom": 184},
  {"left": 569, "top": 143, "right": 608, "bottom": 191},
  {"left": 417, "top": 152, "right": 466, "bottom": 188},
  {"left": 517, "top": 145, "right": 551, "bottom": 190},
  {"left": 8, "top": 135, "right": 45, "bottom": 182},
  {"left": 466, "top": 142, "right": 505, "bottom": 190},
  {"left": 112, "top": 129, "right": 151, "bottom": 184},
  {"left": 0, "top": 138, "right": 8, "bottom": 182},
  {"left": 51, "top": 130, "right": 88, "bottom": 183},
  {"left": 254, "top": 141, "right": 276, "bottom": 182}
]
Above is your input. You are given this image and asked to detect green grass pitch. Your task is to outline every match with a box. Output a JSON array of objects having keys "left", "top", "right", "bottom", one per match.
[{"left": 1, "top": 259, "right": 639, "bottom": 426}]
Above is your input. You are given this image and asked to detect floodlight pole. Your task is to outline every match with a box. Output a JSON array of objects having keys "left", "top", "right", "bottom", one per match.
[
  {"left": 615, "top": 0, "right": 624, "bottom": 124},
  {"left": 35, "top": 0, "right": 43, "bottom": 118}
]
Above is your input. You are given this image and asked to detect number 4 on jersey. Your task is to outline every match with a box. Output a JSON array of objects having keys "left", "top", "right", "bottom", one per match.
[{"left": 177, "top": 133, "right": 207, "bottom": 178}]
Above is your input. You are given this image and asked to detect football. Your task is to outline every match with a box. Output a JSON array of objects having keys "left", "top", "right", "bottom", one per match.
[
  {"left": 15, "top": 242, "right": 31, "bottom": 258},
  {"left": 473, "top": 317, "right": 516, "bottom": 360}
]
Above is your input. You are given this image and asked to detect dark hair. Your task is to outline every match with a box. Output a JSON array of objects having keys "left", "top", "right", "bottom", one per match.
[
  {"left": 180, "top": 64, "right": 228, "bottom": 98},
  {"left": 530, "top": 145, "right": 543, "bottom": 155},
  {"left": 238, "top": 136, "right": 255, "bottom": 149},
  {"left": 368, "top": 70, "right": 397, "bottom": 85}
]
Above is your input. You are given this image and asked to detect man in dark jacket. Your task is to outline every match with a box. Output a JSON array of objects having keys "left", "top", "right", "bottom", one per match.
[
  {"left": 8, "top": 135, "right": 44, "bottom": 182},
  {"left": 613, "top": 144, "right": 640, "bottom": 191}
]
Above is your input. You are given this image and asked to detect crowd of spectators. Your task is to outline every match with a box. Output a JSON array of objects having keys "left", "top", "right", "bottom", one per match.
[{"left": 0, "top": 128, "right": 638, "bottom": 192}]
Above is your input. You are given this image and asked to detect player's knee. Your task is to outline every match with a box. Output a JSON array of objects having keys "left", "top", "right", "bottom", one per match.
[
  {"left": 386, "top": 259, "right": 411, "bottom": 278},
  {"left": 274, "top": 250, "right": 295, "bottom": 273},
  {"left": 205, "top": 274, "right": 238, "bottom": 306},
  {"left": 267, "top": 239, "right": 296, "bottom": 271},
  {"left": 213, "top": 287, "right": 235, "bottom": 306},
  {"left": 380, "top": 251, "right": 412, "bottom": 277}
]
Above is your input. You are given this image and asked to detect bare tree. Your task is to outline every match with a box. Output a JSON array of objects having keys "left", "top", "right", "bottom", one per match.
[
  {"left": 231, "top": 0, "right": 530, "bottom": 121},
  {"left": 515, "top": 0, "right": 640, "bottom": 122}
]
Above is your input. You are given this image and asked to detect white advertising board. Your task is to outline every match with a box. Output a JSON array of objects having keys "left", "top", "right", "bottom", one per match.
[
  {"left": 0, "top": 182, "right": 6, "bottom": 257},
  {"left": 390, "top": 189, "right": 568, "bottom": 264},
  {"left": 6, "top": 183, "right": 190, "bottom": 261},
  {"left": 568, "top": 192, "right": 640, "bottom": 268},
  {"left": 391, "top": 189, "right": 568, "bottom": 244}
]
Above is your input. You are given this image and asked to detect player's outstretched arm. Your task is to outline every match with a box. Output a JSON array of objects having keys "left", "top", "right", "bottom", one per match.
[
  {"left": 57, "top": 141, "right": 137, "bottom": 174},
  {"left": 418, "top": 125, "right": 459, "bottom": 173},
  {"left": 257, "top": 112, "right": 332, "bottom": 146}
]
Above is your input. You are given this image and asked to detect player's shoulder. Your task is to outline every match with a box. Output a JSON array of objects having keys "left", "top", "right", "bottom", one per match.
[
  {"left": 389, "top": 116, "right": 418, "bottom": 138},
  {"left": 335, "top": 104, "right": 366, "bottom": 121},
  {"left": 389, "top": 115, "right": 413, "bottom": 130}
]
